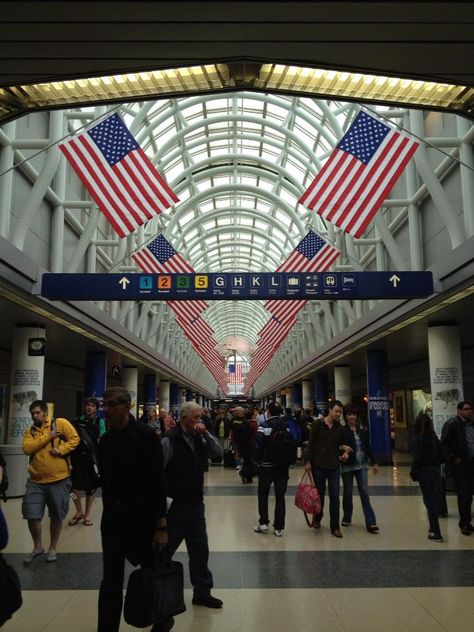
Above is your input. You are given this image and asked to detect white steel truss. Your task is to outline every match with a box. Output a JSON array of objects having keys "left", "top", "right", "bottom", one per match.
[{"left": 0, "top": 92, "right": 473, "bottom": 396}]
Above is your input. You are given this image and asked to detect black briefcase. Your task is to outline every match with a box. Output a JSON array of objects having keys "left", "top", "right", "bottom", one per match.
[{"left": 124, "top": 552, "right": 186, "bottom": 628}]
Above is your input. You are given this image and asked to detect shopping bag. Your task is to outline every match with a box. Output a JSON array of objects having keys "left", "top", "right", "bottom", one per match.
[
  {"left": 124, "top": 551, "right": 186, "bottom": 628},
  {"left": 294, "top": 471, "right": 321, "bottom": 528}
]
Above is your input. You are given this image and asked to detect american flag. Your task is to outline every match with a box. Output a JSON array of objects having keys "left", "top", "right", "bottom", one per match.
[
  {"left": 175, "top": 315, "right": 227, "bottom": 389},
  {"left": 228, "top": 363, "right": 244, "bottom": 385},
  {"left": 265, "top": 230, "right": 340, "bottom": 321},
  {"left": 243, "top": 316, "right": 297, "bottom": 389},
  {"left": 299, "top": 111, "right": 419, "bottom": 238},
  {"left": 59, "top": 113, "right": 179, "bottom": 238},
  {"left": 132, "top": 234, "right": 208, "bottom": 320}
]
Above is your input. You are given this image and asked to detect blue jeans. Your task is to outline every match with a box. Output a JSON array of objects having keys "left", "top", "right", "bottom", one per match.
[
  {"left": 313, "top": 466, "right": 340, "bottom": 531},
  {"left": 257, "top": 467, "right": 289, "bottom": 530},
  {"left": 418, "top": 465, "right": 442, "bottom": 537},
  {"left": 341, "top": 468, "right": 377, "bottom": 527},
  {"left": 166, "top": 500, "right": 214, "bottom": 599}
]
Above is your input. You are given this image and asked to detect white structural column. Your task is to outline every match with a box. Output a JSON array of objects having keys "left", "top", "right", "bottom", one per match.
[
  {"left": 302, "top": 379, "right": 313, "bottom": 411},
  {"left": 159, "top": 380, "right": 170, "bottom": 413},
  {"left": 285, "top": 388, "right": 293, "bottom": 411},
  {"left": 334, "top": 366, "right": 351, "bottom": 405},
  {"left": 122, "top": 366, "right": 138, "bottom": 417},
  {"left": 7, "top": 326, "right": 46, "bottom": 445},
  {"left": 428, "top": 325, "right": 464, "bottom": 436}
]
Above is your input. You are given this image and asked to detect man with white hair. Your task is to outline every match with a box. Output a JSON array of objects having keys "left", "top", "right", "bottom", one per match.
[{"left": 161, "top": 402, "right": 224, "bottom": 609}]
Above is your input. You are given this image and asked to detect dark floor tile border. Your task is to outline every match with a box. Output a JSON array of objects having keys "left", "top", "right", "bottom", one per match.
[
  {"left": 6, "top": 549, "right": 474, "bottom": 591},
  {"left": 203, "top": 484, "right": 453, "bottom": 496}
]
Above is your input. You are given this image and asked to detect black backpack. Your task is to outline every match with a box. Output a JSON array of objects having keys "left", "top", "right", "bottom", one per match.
[
  {"left": 70, "top": 422, "right": 101, "bottom": 490},
  {"left": 269, "top": 426, "right": 297, "bottom": 467},
  {"left": 232, "top": 420, "right": 252, "bottom": 444}
]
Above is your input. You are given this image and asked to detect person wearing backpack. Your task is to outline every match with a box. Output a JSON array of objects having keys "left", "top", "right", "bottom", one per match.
[
  {"left": 253, "top": 401, "right": 295, "bottom": 537},
  {"left": 231, "top": 408, "right": 257, "bottom": 483},
  {"left": 21, "top": 400, "right": 80, "bottom": 563},
  {"left": 68, "top": 398, "right": 101, "bottom": 526}
]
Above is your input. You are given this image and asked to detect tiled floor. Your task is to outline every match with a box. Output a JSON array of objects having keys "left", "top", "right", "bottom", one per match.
[{"left": 2, "top": 458, "right": 474, "bottom": 631}]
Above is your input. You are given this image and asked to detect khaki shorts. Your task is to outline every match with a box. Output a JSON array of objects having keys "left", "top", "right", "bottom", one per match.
[{"left": 22, "top": 478, "right": 71, "bottom": 521}]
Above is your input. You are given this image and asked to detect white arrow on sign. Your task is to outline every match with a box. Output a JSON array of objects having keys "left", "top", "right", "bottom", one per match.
[
  {"left": 389, "top": 274, "right": 401, "bottom": 288},
  {"left": 119, "top": 277, "right": 130, "bottom": 290}
]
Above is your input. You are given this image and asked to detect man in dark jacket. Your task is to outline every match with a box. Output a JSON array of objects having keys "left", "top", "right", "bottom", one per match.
[
  {"left": 441, "top": 401, "right": 474, "bottom": 535},
  {"left": 161, "top": 401, "right": 224, "bottom": 609},
  {"left": 98, "top": 387, "right": 169, "bottom": 632},
  {"left": 304, "top": 400, "right": 352, "bottom": 538},
  {"left": 253, "top": 401, "right": 293, "bottom": 537}
]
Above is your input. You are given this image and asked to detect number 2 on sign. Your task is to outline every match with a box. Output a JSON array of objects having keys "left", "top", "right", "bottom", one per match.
[{"left": 158, "top": 275, "right": 171, "bottom": 289}]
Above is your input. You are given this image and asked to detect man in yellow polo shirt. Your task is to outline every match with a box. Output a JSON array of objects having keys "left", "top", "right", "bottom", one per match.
[{"left": 21, "top": 399, "right": 79, "bottom": 563}]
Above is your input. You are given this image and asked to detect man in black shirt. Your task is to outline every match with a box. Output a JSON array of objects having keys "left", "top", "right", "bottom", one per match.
[
  {"left": 98, "top": 387, "right": 169, "bottom": 632},
  {"left": 161, "top": 401, "right": 224, "bottom": 610},
  {"left": 442, "top": 401, "right": 474, "bottom": 535}
]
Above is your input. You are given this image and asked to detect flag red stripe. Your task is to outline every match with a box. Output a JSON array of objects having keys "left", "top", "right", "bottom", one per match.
[{"left": 135, "top": 149, "right": 179, "bottom": 205}]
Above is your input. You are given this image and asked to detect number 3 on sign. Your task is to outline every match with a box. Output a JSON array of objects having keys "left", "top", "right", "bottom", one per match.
[
  {"left": 158, "top": 275, "right": 171, "bottom": 289},
  {"left": 195, "top": 275, "right": 208, "bottom": 289}
]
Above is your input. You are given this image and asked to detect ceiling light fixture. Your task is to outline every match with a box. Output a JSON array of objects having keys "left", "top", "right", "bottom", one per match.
[{"left": 0, "top": 60, "right": 472, "bottom": 124}]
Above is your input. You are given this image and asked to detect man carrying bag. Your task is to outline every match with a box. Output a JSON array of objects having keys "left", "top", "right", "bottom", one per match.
[{"left": 98, "top": 387, "right": 178, "bottom": 632}]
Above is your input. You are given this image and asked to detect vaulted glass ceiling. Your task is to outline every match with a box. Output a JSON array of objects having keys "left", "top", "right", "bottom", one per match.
[{"left": 107, "top": 92, "right": 368, "bottom": 356}]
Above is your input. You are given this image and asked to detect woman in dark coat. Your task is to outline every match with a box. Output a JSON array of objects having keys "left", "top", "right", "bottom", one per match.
[{"left": 411, "top": 413, "right": 446, "bottom": 543}]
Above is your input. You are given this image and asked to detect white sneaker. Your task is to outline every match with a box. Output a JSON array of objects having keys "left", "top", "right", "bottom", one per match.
[
  {"left": 273, "top": 529, "right": 284, "bottom": 537},
  {"left": 254, "top": 524, "right": 269, "bottom": 533},
  {"left": 46, "top": 551, "right": 58, "bottom": 563}
]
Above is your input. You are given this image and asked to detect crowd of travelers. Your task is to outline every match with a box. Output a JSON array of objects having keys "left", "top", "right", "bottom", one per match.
[{"left": 0, "top": 392, "right": 473, "bottom": 631}]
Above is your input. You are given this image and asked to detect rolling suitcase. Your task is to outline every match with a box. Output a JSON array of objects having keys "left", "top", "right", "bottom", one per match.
[{"left": 223, "top": 448, "right": 237, "bottom": 468}]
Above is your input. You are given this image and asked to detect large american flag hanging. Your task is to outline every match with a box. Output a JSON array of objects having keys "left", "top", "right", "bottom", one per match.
[
  {"left": 299, "top": 111, "right": 419, "bottom": 238},
  {"left": 265, "top": 230, "right": 340, "bottom": 321},
  {"left": 132, "top": 234, "right": 226, "bottom": 390},
  {"left": 132, "top": 234, "right": 208, "bottom": 320},
  {"left": 59, "top": 113, "right": 179, "bottom": 238}
]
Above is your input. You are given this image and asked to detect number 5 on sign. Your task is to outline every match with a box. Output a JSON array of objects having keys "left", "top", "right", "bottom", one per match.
[{"left": 195, "top": 275, "right": 208, "bottom": 289}]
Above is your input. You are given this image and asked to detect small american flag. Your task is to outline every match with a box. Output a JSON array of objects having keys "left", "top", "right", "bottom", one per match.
[
  {"left": 132, "top": 234, "right": 208, "bottom": 319},
  {"left": 299, "top": 111, "right": 419, "bottom": 238},
  {"left": 228, "top": 363, "right": 244, "bottom": 385},
  {"left": 59, "top": 113, "right": 179, "bottom": 237},
  {"left": 265, "top": 230, "right": 340, "bottom": 319}
]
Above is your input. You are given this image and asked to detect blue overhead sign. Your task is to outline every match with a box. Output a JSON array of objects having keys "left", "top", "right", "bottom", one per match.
[{"left": 40, "top": 272, "right": 434, "bottom": 301}]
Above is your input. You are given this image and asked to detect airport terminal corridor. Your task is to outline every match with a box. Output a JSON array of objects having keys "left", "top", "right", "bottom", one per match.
[{"left": 2, "top": 458, "right": 474, "bottom": 632}]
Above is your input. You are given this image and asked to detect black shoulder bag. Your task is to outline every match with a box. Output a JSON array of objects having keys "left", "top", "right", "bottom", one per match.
[{"left": 124, "top": 549, "right": 186, "bottom": 627}]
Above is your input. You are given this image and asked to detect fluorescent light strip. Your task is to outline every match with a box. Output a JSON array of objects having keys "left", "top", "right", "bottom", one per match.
[
  {"left": 0, "top": 62, "right": 472, "bottom": 123},
  {"left": 257, "top": 64, "right": 474, "bottom": 112}
]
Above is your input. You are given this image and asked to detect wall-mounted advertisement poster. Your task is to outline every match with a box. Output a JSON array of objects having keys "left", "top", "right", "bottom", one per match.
[{"left": 391, "top": 390, "right": 407, "bottom": 428}]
